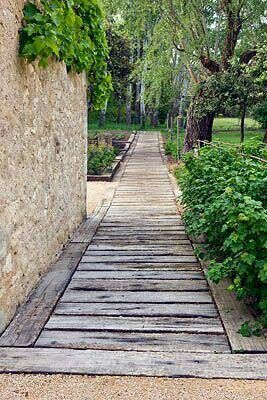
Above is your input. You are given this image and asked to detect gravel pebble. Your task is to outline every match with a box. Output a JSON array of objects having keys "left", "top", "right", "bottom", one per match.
[{"left": 0, "top": 375, "right": 266, "bottom": 400}]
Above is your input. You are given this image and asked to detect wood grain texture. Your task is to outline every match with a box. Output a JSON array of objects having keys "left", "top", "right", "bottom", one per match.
[
  {"left": 72, "top": 269, "right": 205, "bottom": 279},
  {"left": 60, "top": 290, "right": 212, "bottom": 304},
  {"left": 54, "top": 302, "right": 218, "bottom": 317},
  {"left": 68, "top": 278, "right": 207, "bottom": 292},
  {"left": 81, "top": 255, "right": 198, "bottom": 263},
  {"left": 0, "top": 347, "right": 266, "bottom": 378},
  {"left": 35, "top": 330, "right": 230, "bottom": 353},
  {"left": 78, "top": 263, "right": 200, "bottom": 271},
  {"left": 43, "top": 315, "right": 225, "bottom": 334}
]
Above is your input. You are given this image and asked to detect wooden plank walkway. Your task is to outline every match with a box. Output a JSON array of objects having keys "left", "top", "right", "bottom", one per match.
[
  {"left": 0, "top": 132, "right": 266, "bottom": 378},
  {"left": 34, "top": 132, "right": 229, "bottom": 355}
]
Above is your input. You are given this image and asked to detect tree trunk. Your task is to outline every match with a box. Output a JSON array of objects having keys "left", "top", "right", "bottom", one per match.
[
  {"left": 140, "top": 78, "right": 146, "bottom": 129},
  {"left": 135, "top": 82, "right": 141, "bottom": 124},
  {"left": 117, "top": 97, "right": 122, "bottom": 124},
  {"left": 263, "top": 130, "right": 267, "bottom": 144},
  {"left": 240, "top": 104, "right": 247, "bottom": 143},
  {"left": 183, "top": 100, "right": 214, "bottom": 152},
  {"left": 99, "top": 109, "right": 106, "bottom": 128},
  {"left": 126, "top": 83, "right": 132, "bottom": 126},
  {"left": 99, "top": 99, "right": 108, "bottom": 128},
  {"left": 151, "top": 110, "right": 159, "bottom": 127}
]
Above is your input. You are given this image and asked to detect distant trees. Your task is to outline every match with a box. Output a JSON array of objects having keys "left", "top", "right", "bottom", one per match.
[
  {"left": 253, "top": 102, "right": 267, "bottom": 143},
  {"left": 99, "top": 0, "right": 266, "bottom": 149}
]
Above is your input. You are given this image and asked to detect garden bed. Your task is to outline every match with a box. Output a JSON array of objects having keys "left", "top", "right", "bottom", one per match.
[{"left": 87, "top": 132, "right": 136, "bottom": 182}]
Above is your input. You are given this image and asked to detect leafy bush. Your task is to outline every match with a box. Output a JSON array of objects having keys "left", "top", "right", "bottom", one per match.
[
  {"left": 87, "top": 144, "right": 118, "bottom": 175},
  {"left": 20, "top": 0, "right": 111, "bottom": 108},
  {"left": 165, "top": 139, "right": 178, "bottom": 159},
  {"left": 252, "top": 101, "right": 267, "bottom": 131},
  {"left": 177, "top": 140, "right": 267, "bottom": 331}
]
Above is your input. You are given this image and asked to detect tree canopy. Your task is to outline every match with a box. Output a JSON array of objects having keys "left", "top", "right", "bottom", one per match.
[{"left": 88, "top": 0, "right": 267, "bottom": 146}]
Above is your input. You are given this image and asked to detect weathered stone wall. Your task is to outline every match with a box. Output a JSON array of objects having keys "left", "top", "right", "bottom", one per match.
[{"left": 0, "top": 0, "right": 87, "bottom": 333}]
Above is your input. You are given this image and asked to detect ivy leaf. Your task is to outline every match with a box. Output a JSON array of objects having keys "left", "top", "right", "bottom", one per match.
[
  {"left": 65, "top": 9, "right": 76, "bottom": 27},
  {"left": 258, "top": 264, "right": 267, "bottom": 283},
  {"left": 23, "top": 3, "right": 40, "bottom": 18}
]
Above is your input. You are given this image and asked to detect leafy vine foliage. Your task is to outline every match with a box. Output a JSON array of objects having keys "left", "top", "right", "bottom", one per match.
[
  {"left": 177, "top": 141, "right": 267, "bottom": 333},
  {"left": 19, "top": 0, "right": 111, "bottom": 108}
]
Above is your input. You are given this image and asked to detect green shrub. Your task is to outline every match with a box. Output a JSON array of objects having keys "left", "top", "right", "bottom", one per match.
[
  {"left": 165, "top": 139, "right": 178, "bottom": 159},
  {"left": 177, "top": 140, "right": 267, "bottom": 331},
  {"left": 87, "top": 144, "right": 118, "bottom": 175}
]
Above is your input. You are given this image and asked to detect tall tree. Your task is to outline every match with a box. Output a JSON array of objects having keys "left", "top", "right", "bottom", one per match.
[
  {"left": 166, "top": 0, "right": 266, "bottom": 150},
  {"left": 106, "top": 28, "right": 132, "bottom": 123}
]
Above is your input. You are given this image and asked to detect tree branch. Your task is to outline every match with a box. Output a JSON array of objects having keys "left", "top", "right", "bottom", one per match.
[
  {"left": 240, "top": 50, "right": 257, "bottom": 64},
  {"left": 200, "top": 55, "right": 220, "bottom": 73},
  {"left": 220, "top": 0, "right": 244, "bottom": 69}
]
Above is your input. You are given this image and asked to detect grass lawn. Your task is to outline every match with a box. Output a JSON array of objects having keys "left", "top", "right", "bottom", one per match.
[
  {"left": 89, "top": 118, "right": 265, "bottom": 144},
  {"left": 88, "top": 121, "right": 165, "bottom": 137},
  {"left": 213, "top": 118, "right": 265, "bottom": 143},
  {"left": 213, "top": 117, "right": 261, "bottom": 132},
  {"left": 213, "top": 130, "right": 265, "bottom": 143}
]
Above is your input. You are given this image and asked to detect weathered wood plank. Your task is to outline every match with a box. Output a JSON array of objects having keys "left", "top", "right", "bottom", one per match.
[
  {"left": 35, "top": 331, "right": 230, "bottom": 353},
  {"left": 92, "top": 235, "right": 189, "bottom": 242},
  {"left": 68, "top": 278, "right": 208, "bottom": 292},
  {"left": 105, "top": 212, "right": 178, "bottom": 217},
  {"left": 100, "top": 221, "right": 183, "bottom": 226},
  {"left": 74, "top": 269, "right": 204, "bottom": 280},
  {"left": 97, "top": 226, "right": 186, "bottom": 232},
  {"left": 87, "top": 244, "right": 192, "bottom": 251},
  {"left": 78, "top": 262, "right": 200, "bottom": 271},
  {"left": 0, "top": 348, "right": 266, "bottom": 378},
  {"left": 55, "top": 302, "right": 218, "bottom": 317},
  {"left": 84, "top": 248, "right": 195, "bottom": 256},
  {"left": 71, "top": 207, "right": 108, "bottom": 243},
  {"left": 81, "top": 255, "right": 198, "bottom": 263},
  {"left": 0, "top": 243, "right": 88, "bottom": 347},
  {"left": 61, "top": 290, "right": 212, "bottom": 304},
  {"left": 94, "top": 232, "right": 187, "bottom": 237},
  {"left": 102, "top": 216, "right": 182, "bottom": 221},
  {"left": 208, "top": 278, "right": 267, "bottom": 353},
  {"left": 43, "top": 315, "right": 225, "bottom": 334}
]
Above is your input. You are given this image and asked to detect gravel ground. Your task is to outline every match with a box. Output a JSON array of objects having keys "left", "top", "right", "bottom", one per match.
[
  {"left": 0, "top": 375, "right": 266, "bottom": 400},
  {"left": 87, "top": 181, "right": 118, "bottom": 216}
]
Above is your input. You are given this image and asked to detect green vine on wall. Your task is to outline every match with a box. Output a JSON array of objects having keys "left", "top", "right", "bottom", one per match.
[{"left": 19, "top": 0, "right": 111, "bottom": 109}]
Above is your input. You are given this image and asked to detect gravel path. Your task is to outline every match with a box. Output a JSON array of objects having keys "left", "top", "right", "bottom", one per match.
[{"left": 0, "top": 375, "right": 266, "bottom": 400}]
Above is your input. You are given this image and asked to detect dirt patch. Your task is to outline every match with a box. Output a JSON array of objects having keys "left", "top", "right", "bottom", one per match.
[
  {"left": 0, "top": 375, "right": 266, "bottom": 400},
  {"left": 86, "top": 155, "right": 128, "bottom": 216},
  {"left": 87, "top": 181, "right": 118, "bottom": 216}
]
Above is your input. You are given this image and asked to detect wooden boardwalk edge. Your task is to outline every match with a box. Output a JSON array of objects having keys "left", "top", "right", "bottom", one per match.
[{"left": 0, "top": 347, "right": 266, "bottom": 379}]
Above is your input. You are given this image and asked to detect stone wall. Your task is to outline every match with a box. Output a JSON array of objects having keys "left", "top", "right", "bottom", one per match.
[{"left": 0, "top": 0, "right": 87, "bottom": 333}]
